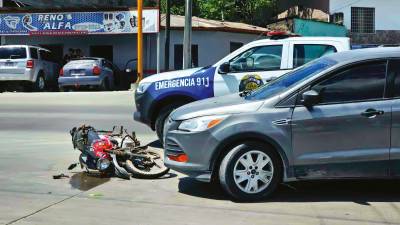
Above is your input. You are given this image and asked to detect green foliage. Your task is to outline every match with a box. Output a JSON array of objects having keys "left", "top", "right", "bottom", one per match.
[{"left": 159, "top": 0, "right": 277, "bottom": 27}]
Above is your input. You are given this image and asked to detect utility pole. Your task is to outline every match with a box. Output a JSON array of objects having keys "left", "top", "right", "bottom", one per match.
[
  {"left": 183, "top": 0, "right": 192, "bottom": 69},
  {"left": 137, "top": 0, "right": 144, "bottom": 82},
  {"left": 0, "top": 0, "right": 4, "bottom": 46},
  {"left": 164, "top": 0, "right": 171, "bottom": 71}
]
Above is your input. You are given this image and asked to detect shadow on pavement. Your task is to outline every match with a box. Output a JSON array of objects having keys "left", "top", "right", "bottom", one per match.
[
  {"left": 178, "top": 177, "right": 400, "bottom": 204},
  {"left": 178, "top": 177, "right": 228, "bottom": 200},
  {"left": 147, "top": 140, "right": 162, "bottom": 148},
  {"left": 69, "top": 172, "right": 110, "bottom": 191}
]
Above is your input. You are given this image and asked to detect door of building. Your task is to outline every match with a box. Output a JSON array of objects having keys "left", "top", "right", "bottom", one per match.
[
  {"left": 40, "top": 44, "right": 63, "bottom": 64},
  {"left": 90, "top": 45, "right": 113, "bottom": 62}
]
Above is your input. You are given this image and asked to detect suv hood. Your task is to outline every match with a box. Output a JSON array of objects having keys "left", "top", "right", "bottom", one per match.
[
  {"left": 170, "top": 93, "right": 264, "bottom": 121},
  {"left": 140, "top": 67, "right": 202, "bottom": 83}
]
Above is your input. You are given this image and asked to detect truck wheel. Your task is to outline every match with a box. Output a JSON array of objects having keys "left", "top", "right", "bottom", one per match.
[
  {"left": 155, "top": 104, "right": 182, "bottom": 145},
  {"left": 33, "top": 73, "right": 46, "bottom": 92},
  {"left": 219, "top": 142, "right": 282, "bottom": 202}
]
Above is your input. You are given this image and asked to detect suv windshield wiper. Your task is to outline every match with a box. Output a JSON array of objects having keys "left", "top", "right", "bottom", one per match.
[{"left": 10, "top": 55, "right": 21, "bottom": 59}]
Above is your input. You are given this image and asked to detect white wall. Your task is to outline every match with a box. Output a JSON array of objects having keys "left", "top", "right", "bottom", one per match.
[
  {"left": 152, "top": 30, "right": 262, "bottom": 71},
  {"left": 330, "top": 0, "right": 400, "bottom": 30},
  {"left": 5, "top": 30, "right": 261, "bottom": 74}
]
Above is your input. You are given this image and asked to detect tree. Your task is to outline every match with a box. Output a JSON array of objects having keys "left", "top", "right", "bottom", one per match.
[{"left": 159, "top": 0, "right": 277, "bottom": 27}]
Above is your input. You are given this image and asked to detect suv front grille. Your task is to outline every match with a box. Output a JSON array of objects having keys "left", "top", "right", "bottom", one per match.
[{"left": 165, "top": 138, "right": 184, "bottom": 155}]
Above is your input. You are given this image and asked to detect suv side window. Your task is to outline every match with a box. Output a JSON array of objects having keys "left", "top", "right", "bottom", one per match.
[
  {"left": 229, "top": 45, "right": 283, "bottom": 72},
  {"left": 387, "top": 59, "right": 400, "bottom": 97},
  {"left": 39, "top": 50, "right": 50, "bottom": 61},
  {"left": 29, "top": 48, "right": 38, "bottom": 59},
  {"left": 311, "top": 61, "right": 387, "bottom": 104},
  {"left": 293, "top": 44, "right": 337, "bottom": 68}
]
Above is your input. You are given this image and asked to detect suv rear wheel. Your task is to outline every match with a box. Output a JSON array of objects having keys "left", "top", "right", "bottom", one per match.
[
  {"left": 219, "top": 141, "right": 282, "bottom": 201},
  {"left": 33, "top": 73, "right": 46, "bottom": 92}
]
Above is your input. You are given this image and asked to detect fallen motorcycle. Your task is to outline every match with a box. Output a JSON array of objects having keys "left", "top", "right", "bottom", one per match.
[{"left": 70, "top": 125, "right": 169, "bottom": 179}]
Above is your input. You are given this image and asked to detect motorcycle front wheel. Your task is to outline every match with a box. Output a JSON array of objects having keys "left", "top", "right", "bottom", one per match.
[{"left": 125, "top": 148, "right": 170, "bottom": 179}]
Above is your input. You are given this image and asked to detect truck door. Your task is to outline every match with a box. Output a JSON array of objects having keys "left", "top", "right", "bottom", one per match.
[
  {"left": 213, "top": 43, "right": 290, "bottom": 96},
  {"left": 288, "top": 41, "right": 339, "bottom": 69}
]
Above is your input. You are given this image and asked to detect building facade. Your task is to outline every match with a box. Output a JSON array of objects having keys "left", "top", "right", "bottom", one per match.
[
  {"left": 280, "top": 0, "right": 400, "bottom": 45},
  {"left": 329, "top": 0, "right": 400, "bottom": 44},
  {"left": 0, "top": 4, "right": 268, "bottom": 75}
]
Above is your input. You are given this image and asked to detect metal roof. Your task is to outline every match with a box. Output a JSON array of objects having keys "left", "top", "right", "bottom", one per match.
[{"left": 160, "top": 14, "right": 269, "bottom": 35}]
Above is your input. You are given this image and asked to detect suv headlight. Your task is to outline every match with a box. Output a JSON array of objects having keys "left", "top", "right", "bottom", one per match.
[
  {"left": 178, "top": 115, "right": 229, "bottom": 132},
  {"left": 136, "top": 82, "right": 151, "bottom": 94}
]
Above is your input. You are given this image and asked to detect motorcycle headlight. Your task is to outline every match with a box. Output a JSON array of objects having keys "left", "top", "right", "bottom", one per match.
[
  {"left": 97, "top": 158, "right": 111, "bottom": 171},
  {"left": 178, "top": 115, "right": 229, "bottom": 132},
  {"left": 136, "top": 82, "right": 151, "bottom": 94}
]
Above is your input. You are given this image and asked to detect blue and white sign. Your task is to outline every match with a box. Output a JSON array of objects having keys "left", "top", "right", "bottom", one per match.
[{"left": 0, "top": 9, "right": 159, "bottom": 36}]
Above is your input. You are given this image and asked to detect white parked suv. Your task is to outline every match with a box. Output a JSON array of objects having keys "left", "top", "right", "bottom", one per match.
[{"left": 0, "top": 45, "right": 60, "bottom": 91}]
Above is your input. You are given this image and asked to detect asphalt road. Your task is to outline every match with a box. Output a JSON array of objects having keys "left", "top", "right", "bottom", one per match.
[{"left": 1, "top": 91, "right": 400, "bottom": 225}]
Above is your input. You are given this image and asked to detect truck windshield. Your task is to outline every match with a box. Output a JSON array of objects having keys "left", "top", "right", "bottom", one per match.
[
  {"left": 0, "top": 47, "right": 27, "bottom": 59},
  {"left": 245, "top": 58, "right": 337, "bottom": 100}
]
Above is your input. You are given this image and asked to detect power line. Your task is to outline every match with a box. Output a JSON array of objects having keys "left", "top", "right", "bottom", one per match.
[{"left": 331, "top": 0, "right": 364, "bottom": 13}]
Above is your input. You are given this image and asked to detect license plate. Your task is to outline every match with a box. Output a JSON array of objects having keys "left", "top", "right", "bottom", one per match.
[
  {"left": 5, "top": 62, "right": 14, "bottom": 67},
  {"left": 71, "top": 73, "right": 85, "bottom": 76}
]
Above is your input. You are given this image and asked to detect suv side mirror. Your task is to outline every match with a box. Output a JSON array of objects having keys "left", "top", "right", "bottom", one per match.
[
  {"left": 301, "top": 90, "right": 320, "bottom": 107},
  {"left": 218, "top": 62, "right": 230, "bottom": 74}
]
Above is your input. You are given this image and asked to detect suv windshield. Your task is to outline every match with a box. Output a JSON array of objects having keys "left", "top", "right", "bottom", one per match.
[
  {"left": 245, "top": 57, "right": 338, "bottom": 100},
  {"left": 0, "top": 47, "right": 27, "bottom": 59}
]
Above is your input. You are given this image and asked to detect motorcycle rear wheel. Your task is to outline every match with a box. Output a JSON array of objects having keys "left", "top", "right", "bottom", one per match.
[{"left": 125, "top": 149, "right": 170, "bottom": 179}]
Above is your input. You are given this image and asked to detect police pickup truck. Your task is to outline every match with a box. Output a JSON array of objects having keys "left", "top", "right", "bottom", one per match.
[{"left": 134, "top": 36, "right": 351, "bottom": 142}]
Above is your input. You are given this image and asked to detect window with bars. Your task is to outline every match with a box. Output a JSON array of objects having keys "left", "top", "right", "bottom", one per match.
[{"left": 351, "top": 7, "right": 375, "bottom": 33}]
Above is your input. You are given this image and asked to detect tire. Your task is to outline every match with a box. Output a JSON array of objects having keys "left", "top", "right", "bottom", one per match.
[
  {"left": 99, "top": 78, "right": 110, "bottom": 91},
  {"left": 219, "top": 141, "right": 282, "bottom": 202},
  {"left": 124, "top": 148, "right": 170, "bottom": 179},
  {"left": 155, "top": 103, "right": 183, "bottom": 144},
  {"left": 108, "top": 78, "right": 114, "bottom": 91},
  {"left": 33, "top": 73, "right": 46, "bottom": 92}
]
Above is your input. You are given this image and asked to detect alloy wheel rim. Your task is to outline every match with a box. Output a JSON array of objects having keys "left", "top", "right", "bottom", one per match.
[
  {"left": 38, "top": 77, "right": 45, "bottom": 90},
  {"left": 233, "top": 150, "right": 273, "bottom": 194}
]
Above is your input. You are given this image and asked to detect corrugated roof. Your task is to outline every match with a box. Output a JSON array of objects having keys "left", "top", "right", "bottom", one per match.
[{"left": 160, "top": 14, "right": 269, "bottom": 35}]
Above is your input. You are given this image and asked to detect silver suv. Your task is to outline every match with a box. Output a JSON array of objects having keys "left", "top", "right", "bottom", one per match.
[
  {"left": 164, "top": 47, "right": 400, "bottom": 201},
  {"left": 0, "top": 45, "right": 59, "bottom": 91}
]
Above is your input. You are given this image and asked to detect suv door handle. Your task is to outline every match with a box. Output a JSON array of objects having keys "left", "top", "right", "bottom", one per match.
[{"left": 361, "top": 108, "right": 384, "bottom": 118}]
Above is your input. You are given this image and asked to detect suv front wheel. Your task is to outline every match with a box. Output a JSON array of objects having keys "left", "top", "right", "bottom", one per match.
[
  {"left": 219, "top": 142, "right": 282, "bottom": 201},
  {"left": 155, "top": 103, "right": 182, "bottom": 145}
]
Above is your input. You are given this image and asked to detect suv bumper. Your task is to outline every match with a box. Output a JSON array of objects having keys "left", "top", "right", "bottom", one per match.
[
  {"left": 163, "top": 119, "right": 220, "bottom": 182},
  {"left": 134, "top": 90, "right": 154, "bottom": 127},
  {"left": 0, "top": 69, "right": 35, "bottom": 82},
  {"left": 58, "top": 76, "right": 102, "bottom": 87}
]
